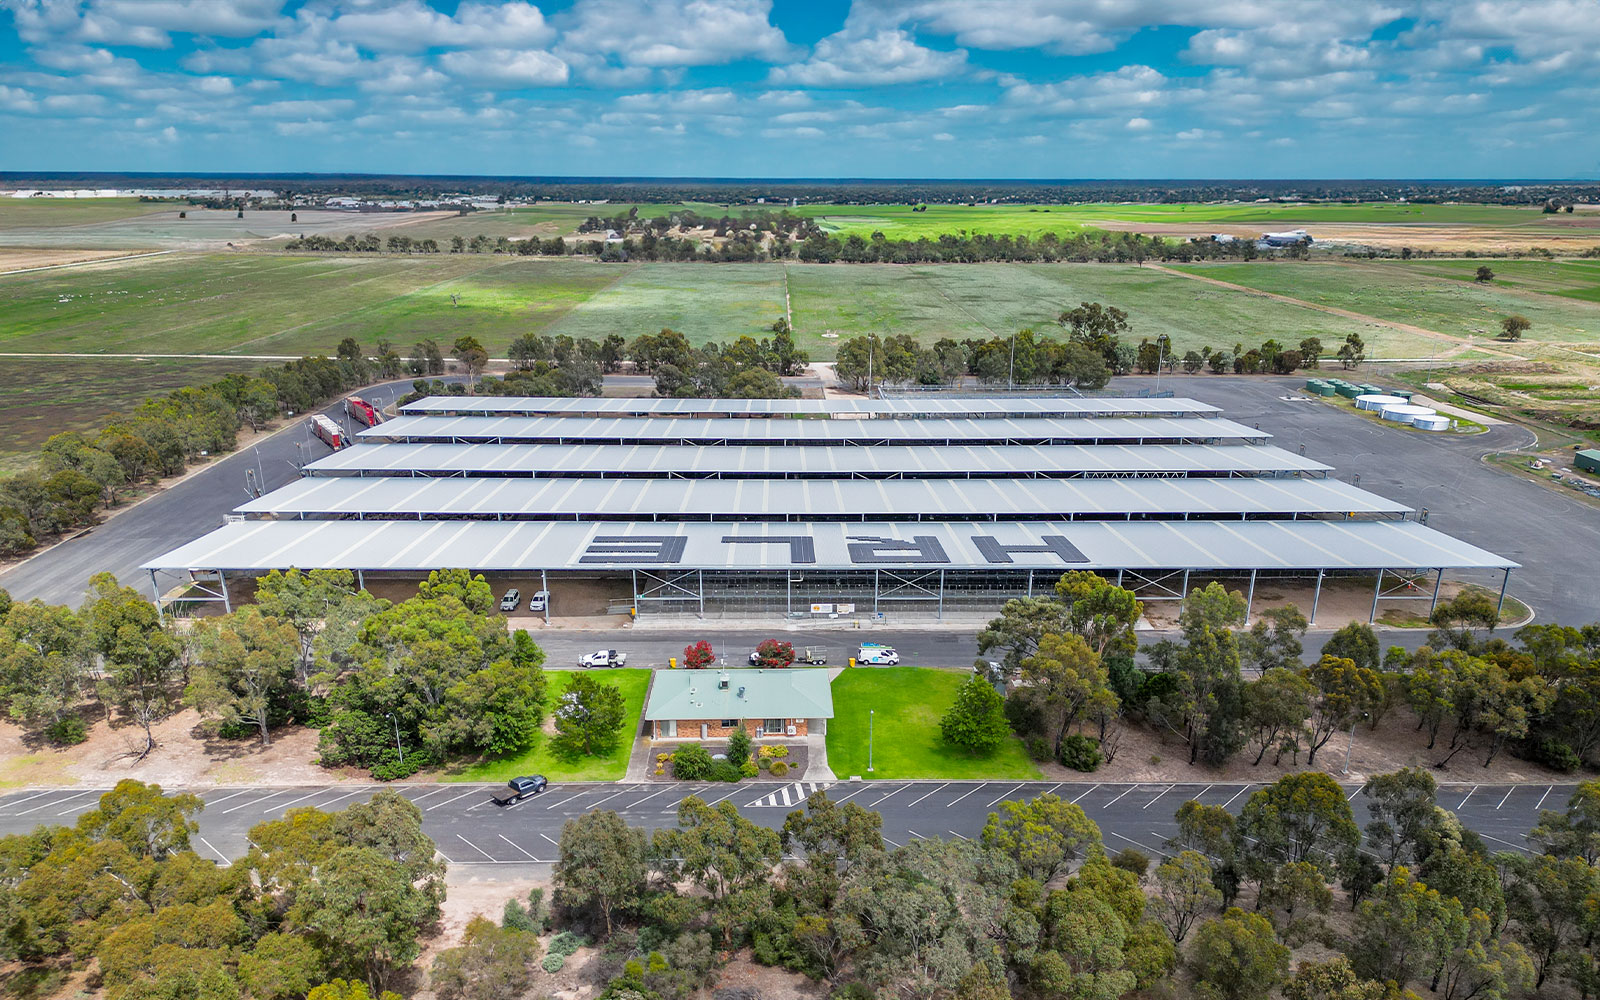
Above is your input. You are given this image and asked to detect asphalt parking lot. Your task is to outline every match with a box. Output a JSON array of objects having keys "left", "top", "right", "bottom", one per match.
[{"left": 0, "top": 778, "right": 1568, "bottom": 878}]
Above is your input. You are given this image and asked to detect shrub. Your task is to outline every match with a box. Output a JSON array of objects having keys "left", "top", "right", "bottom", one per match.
[
  {"left": 502, "top": 899, "right": 536, "bottom": 932},
  {"left": 1532, "top": 738, "right": 1580, "bottom": 773},
  {"left": 708, "top": 760, "right": 743, "bottom": 782},
  {"left": 541, "top": 954, "right": 564, "bottom": 973},
  {"left": 672, "top": 743, "right": 713, "bottom": 780},
  {"left": 1111, "top": 847, "right": 1150, "bottom": 878},
  {"left": 758, "top": 744, "right": 789, "bottom": 759},
  {"left": 548, "top": 931, "right": 587, "bottom": 958},
  {"left": 1024, "top": 735, "right": 1052, "bottom": 762},
  {"left": 1058, "top": 733, "right": 1103, "bottom": 772},
  {"left": 739, "top": 760, "right": 758, "bottom": 778},
  {"left": 769, "top": 760, "right": 789, "bottom": 777},
  {"left": 726, "top": 728, "right": 753, "bottom": 766},
  {"left": 44, "top": 715, "right": 87, "bottom": 745},
  {"left": 756, "top": 756, "right": 770, "bottom": 771}
]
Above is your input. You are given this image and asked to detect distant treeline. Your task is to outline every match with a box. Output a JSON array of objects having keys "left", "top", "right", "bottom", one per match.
[
  {"left": 10, "top": 171, "right": 1600, "bottom": 206},
  {"left": 284, "top": 229, "right": 1289, "bottom": 264},
  {"left": 0, "top": 350, "right": 380, "bottom": 558}
]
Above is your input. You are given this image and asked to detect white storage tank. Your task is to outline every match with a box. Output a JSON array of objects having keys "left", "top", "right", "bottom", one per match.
[
  {"left": 1355, "top": 393, "right": 1407, "bottom": 411},
  {"left": 1411, "top": 414, "right": 1452, "bottom": 431},
  {"left": 1380, "top": 404, "right": 1437, "bottom": 424}
]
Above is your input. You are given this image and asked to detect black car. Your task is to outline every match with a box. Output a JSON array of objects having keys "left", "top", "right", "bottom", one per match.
[{"left": 491, "top": 774, "right": 548, "bottom": 805}]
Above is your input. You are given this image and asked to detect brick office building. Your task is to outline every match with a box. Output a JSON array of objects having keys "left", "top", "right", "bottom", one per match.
[{"left": 644, "top": 668, "right": 834, "bottom": 741}]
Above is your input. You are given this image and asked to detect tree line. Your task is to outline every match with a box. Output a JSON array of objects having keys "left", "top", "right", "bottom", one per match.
[
  {"left": 0, "top": 569, "right": 630, "bottom": 780},
  {"left": 0, "top": 348, "right": 382, "bottom": 559},
  {"left": 972, "top": 570, "right": 1600, "bottom": 777}
]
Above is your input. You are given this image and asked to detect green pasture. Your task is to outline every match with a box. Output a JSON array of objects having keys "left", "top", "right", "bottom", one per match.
[
  {"left": 0, "top": 355, "right": 246, "bottom": 474},
  {"left": 825, "top": 667, "right": 1040, "bottom": 780},
  {"left": 1398, "top": 259, "right": 1600, "bottom": 304},
  {"left": 0, "top": 253, "right": 1456, "bottom": 362},
  {"left": 449, "top": 668, "right": 651, "bottom": 783},
  {"left": 0, "top": 197, "right": 172, "bottom": 229},
  {"left": 1171, "top": 261, "right": 1600, "bottom": 344}
]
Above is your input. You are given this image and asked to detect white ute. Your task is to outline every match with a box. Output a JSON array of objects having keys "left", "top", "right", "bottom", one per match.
[{"left": 578, "top": 649, "right": 626, "bottom": 668}]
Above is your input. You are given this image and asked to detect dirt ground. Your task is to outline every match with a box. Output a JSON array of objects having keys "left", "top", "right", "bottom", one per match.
[
  {"left": 1055, "top": 696, "right": 1570, "bottom": 786},
  {"left": 0, "top": 248, "right": 147, "bottom": 271},
  {"left": 0, "top": 708, "right": 337, "bottom": 790}
]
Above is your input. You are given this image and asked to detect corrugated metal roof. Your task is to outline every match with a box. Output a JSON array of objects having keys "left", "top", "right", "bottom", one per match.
[
  {"left": 398, "top": 395, "right": 1220, "bottom": 417},
  {"left": 645, "top": 669, "right": 834, "bottom": 722},
  {"left": 304, "top": 442, "right": 1330, "bottom": 478},
  {"left": 239, "top": 475, "right": 1406, "bottom": 519},
  {"left": 143, "top": 518, "right": 1517, "bottom": 573},
  {"left": 362, "top": 413, "right": 1267, "bottom": 445}
]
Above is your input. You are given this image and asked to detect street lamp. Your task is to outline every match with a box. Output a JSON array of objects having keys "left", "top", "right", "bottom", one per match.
[
  {"left": 386, "top": 712, "right": 405, "bottom": 765},
  {"left": 867, "top": 709, "right": 875, "bottom": 773},
  {"left": 1155, "top": 334, "right": 1170, "bottom": 394},
  {"left": 1342, "top": 712, "right": 1368, "bottom": 775}
]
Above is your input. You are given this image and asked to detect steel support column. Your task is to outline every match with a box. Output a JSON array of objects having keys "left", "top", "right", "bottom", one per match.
[
  {"left": 1370, "top": 570, "right": 1382, "bottom": 623},
  {"left": 631, "top": 570, "right": 639, "bottom": 619},
  {"left": 1310, "top": 569, "right": 1325, "bottom": 625},
  {"left": 1494, "top": 568, "right": 1510, "bottom": 628},
  {"left": 874, "top": 569, "right": 880, "bottom": 615},
  {"left": 1181, "top": 570, "right": 1189, "bottom": 600},
  {"left": 1429, "top": 568, "right": 1443, "bottom": 617},
  {"left": 1026, "top": 570, "right": 1033, "bottom": 598},
  {"left": 698, "top": 570, "right": 704, "bottom": 618},
  {"left": 357, "top": 569, "right": 365, "bottom": 590},
  {"left": 149, "top": 569, "right": 164, "bottom": 622},
  {"left": 541, "top": 569, "right": 550, "bottom": 625},
  {"left": 938, "top": 570, "right": 945, "bottom": 621},
  {"left": 1246, "top": 569, "right": 1257, "bottom": 621},
  {"left": 220, "top": 570, "right": 231, "bottom": 614}
]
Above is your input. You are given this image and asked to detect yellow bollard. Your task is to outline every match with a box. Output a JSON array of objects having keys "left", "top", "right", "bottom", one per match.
[{"left": 669, "top": 656, "right": 677, "bottom": 668}]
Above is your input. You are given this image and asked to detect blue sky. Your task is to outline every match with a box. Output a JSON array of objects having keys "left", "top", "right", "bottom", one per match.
[{"left": 0, "top": 0, "right": 1596, "bottom": 179}]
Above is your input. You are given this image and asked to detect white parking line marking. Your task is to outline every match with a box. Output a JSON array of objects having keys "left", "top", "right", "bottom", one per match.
[
  {"left": 907, "top": 782, "right": 949, "bottom": 807},
  {"left": 0, "top": 789, "right": 55, "bottom": 811},
  {"left": 986, "top": 784, "right": 1024, "bottom": 807},
  {"left": 1497, "top": 786, "right": 1517, "bottom": 809},
  {"left": 1478, "top": 832, "right": 1531, "bottom": 853},
  {"left": 1103, "top": 784, "right": 1141, "bottom": 808},
  {"left": 779, "top": 787, "right": 792, "bottom": 806},
  {"left": 540, "top": 833, "right": 560, "bottom": 849},
  {"left": 1192, "top": 784, "right": 1213, "bottom": 802},
  {"left": 948, "top": 830, "right": 970, "bottom": 841},
  {"left": 1108, "top": 830, "right": 1168, "bottom": 858},
  {"left": 944, "top": 783, "right": 987, "bottom": 808},
  {"left": 408, "top": 787, "right": 449, "bottom": 803},
  {"left": 199, "top": 836, "right": 233, "bottom": 866},
  {"left": 269, "top": 788, "right": 337, "bottom": 812},
  {"left": 425, "top": 789, "right": 479, "bottom": 811},
  {"left": 14, "top": 790, "right": 101, "bottom": 816},
  {"left": 1222, "top": 784, "right": 1252, "bottom": 807},
  {"left": 224, "top": 791, "right": 285, "bottom": 815},
  {"left": 1070, "top": 783, "right": 1102, "bottom": 804},
  {"left": 870, "top": 785, "right": 909, "bottom": 807},
  {"left": 456, "top": 834, "right": 495, "bottom": 861},
  {"left": 623, "top": 786, "right": 671, "bottom": 809},
  {"left": 702, "top": 787, "right": 743, "bottom": 807},
  {"left": 1457, "top": 786, "right": 1479, "bottom": 810},
  {"left": 499, "top": 835, "right": 538, "bottom": 860},
  {"left": 1347, "top": 785, "right": 1363, "bottom": 801},
  {"left": 881, "top": 836, "right": 902, "bottom": 848},
  {"left": 907, "top": 830, "right": 926, "bottom": 840},
  {"left": 1535, "top": 786, "right": 1556, "bottom": 811},
  {"left": 435, "top": 847, "right": 454, "bottom": 864},
  {"left": 1142, "top": 784, "right": 1176, "bottom": 809},
  {"left": 830, "top": 785, "right": 869, "bottom": 803},
  {"left": 201, "top": 790, "right": 252, "bottom": 808}
]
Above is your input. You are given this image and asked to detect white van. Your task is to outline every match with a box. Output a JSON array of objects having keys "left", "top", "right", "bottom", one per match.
[{"left": 856, "top": 644, "right": 900, "bottom": 665}]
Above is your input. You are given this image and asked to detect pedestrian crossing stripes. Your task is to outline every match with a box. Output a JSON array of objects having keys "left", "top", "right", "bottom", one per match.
[{"left": 748, "top": 781, "right": 831, "bottom": 808}]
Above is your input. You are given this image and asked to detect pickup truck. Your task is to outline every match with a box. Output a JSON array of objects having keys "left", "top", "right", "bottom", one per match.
[
  {"left": 578, "top": 649, "right": 626, "bottom": 668},
  {"left": 490, "top": 774, "right": 547, "bottom": 805}
]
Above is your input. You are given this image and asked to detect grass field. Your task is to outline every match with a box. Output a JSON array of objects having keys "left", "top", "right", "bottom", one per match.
[
  {"left": 0, "top": 253, "right": 1465, "bottom": 362},
  {"left": 825, "top": 667, "right": 1040, "bottom": 781},
  {"left": 449, "top": 668, "right": 651, "bottom": 783},
  {"left": 0, "top": 198, "right": 173, "bottom": 229},
  {"left": 1171, "top": 261, "right": 1600, "bottom": 344},
  {"left": 1399, "top": 259, "right": 1600, "bottom": 303},
  {"left": 0, "top": 355, "right": 248, "bottom": 473}
]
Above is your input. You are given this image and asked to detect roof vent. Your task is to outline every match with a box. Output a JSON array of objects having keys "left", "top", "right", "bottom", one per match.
[
  {"left": 718, "top": 672, "right": 729, "bottom": 690},
  {"left": 737, "top": 686, "right": 745, "bottom": 698}
]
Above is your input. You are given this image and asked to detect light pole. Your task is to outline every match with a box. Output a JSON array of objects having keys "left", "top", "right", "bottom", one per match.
[
  {"left": 867, "top": 709, "right": 874, "bottom": 773},
  {"left": 386, "top": 712, "right": 405, "bottom": 765},
  {"left": 1342, "top": 712, "right": 1367, "bottom": 775},
  {"left": 1008, "top": 332, "right": 1016, "bottom": 390},
  {"left": 1155, "top": 334, "right": 1170, "bottom": 395}
]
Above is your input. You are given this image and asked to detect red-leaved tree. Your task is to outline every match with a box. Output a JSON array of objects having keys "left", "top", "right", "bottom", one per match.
[
  {"left": 753, "top": 639, "right": 795, "bottom": 668},
  {"left": 683, "top": 640, "right": 716, "bottom": 669}
]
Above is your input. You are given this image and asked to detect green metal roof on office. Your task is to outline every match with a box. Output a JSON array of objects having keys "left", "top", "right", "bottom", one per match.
[{"left": 645, "top": 668, "right": 834, "bottom": 722}]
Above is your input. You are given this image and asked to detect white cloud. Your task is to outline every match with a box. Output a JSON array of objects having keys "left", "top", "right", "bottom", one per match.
[
  {"left": 1125, "top": 116, "right": 1152, "bottom": 130},
  {"left": 0, "top": 85, "right": 40, "bottom": 112},
  {"left": 1176, "top": 127, "right": 1218, "bottom": 140},
  {"left": 769, "top": 28, "right": 966, "bottom": 86},
  {"left": 318, "top": 1, "right": 554, "bottom": 53},
  {"left": 558, "top": 0, "right": 792, "bottom": 69},
  {"left": 438, "top": 48, "right": 569, "bottom": 87}
]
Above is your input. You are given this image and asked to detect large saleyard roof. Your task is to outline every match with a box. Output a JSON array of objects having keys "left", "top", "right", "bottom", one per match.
[
  {"left": 398, "top": 395, "right": 1221, "bottom": 418},
  {"left": 303, "top": 442, "right": 1330, "bottom": 479},
  {"left": 142, "top": 518, "right": 1516, "bottom": 573},
  {"left": 238, "top": 474, "right": 1409, "bottom": 521},
  {"left": 361, "top": 413, "right": 1268, "bottom": 446}
]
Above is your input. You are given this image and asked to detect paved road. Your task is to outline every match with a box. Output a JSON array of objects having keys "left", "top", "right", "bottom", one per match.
[
  {"left": 0, "top": 778, "right": 1568, "bottom": 880},
  {"left": 0, "top": 378, "right": 441, "bottom": 608}
]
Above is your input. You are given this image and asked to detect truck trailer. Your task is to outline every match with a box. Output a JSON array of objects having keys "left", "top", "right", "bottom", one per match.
[
  {"left": 310, "top": 414, "right": 346, "bottom": 449},
  {"left": 345, "top": 396, "right": 383, "bottom": 427}
]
